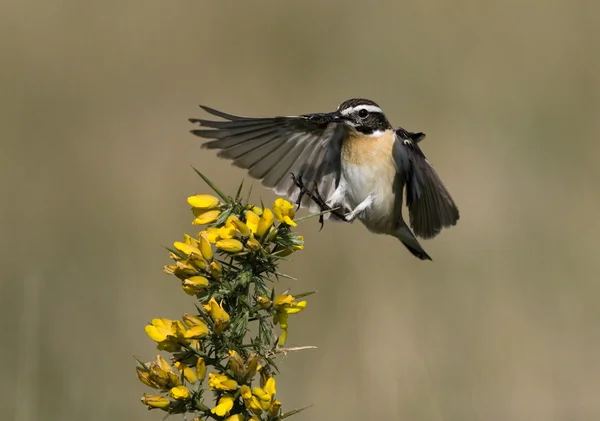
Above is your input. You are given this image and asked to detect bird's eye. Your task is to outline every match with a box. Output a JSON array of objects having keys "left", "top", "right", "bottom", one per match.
[{"left": 358, "top": 109, "right": 369, "bottom": 118}]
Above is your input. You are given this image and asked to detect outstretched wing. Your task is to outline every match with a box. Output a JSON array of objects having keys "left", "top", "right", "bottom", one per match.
[
  {"left": 392, "top": 129, "right": 459, "bottom": 239},
  {"left": 190, "top": 106, "right": 348, "bottom": 212}
]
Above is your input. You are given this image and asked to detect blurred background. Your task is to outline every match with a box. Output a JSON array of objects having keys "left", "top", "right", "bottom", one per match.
[{"left": 2, "top": 0, "right": 600, "bottom": 420}]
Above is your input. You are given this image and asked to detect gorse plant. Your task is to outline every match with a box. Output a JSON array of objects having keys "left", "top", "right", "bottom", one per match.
[{"left": 136, "top": 170, "right": 315, "bottom": 421}]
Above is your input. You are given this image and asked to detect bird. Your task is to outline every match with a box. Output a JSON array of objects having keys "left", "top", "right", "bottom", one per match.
[{"left": 189, "top": 98, "right": 459, "bottom": 260}]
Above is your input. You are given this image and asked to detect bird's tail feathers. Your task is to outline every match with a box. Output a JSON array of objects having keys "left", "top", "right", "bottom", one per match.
[{"left": 394, "top": 225, "right": 432, "bottom": 261}]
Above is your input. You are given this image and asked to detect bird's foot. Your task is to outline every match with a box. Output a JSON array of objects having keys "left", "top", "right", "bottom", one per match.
[
  {"left": 344, "top": 194, "right": 376, "bottom": 222},
  {"left": 290, "top": 173, "right": 349, "bottom": 230}
]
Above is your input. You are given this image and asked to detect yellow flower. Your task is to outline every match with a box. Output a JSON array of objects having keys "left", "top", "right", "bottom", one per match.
[
  {"left": 240, "top": 385, "right": 263, "bottom": 415},
  {"left": 274, "top": 294, "right": 307, "bottom": 315},
  {"left": 141, "top": 393, "right": 171, "bottom": 409},
  {"left": 196, "top": 357, "right": 206, "bottom": 381},
  {"left": 145, "top": 318, "right": 193, "bottom": 351},
  {"left": 216, "top": 238, "right": 244, "bottom": 253},
  {"left": 273, "top": 198, "right": 297, "bottom": 226},
  {"left": 165, "top": 261, "right": 199, "bottom": 280},
  {"left": 192, "top": 208, "right": 221, "bottom": 225},
  {"left": 202, "top": 227, "right": 221, "bottom": 243},
  {"left": 187, "top": 194, "right": 220, "bottom": 209},
  {"left": 173, "top": 241, "right": 202, "bottom": 259},
  {"left": 228, "top": 215, "right": 252, "bottom": 237},
  {"left": 244, "top": 210, "right": 260, "bottom": 235},
  {"left": 224, "top": 415, "right": 245, "bottom": 421},
  {"left": 273, "top": 295, "right": 307, "bottom": 345},
  {"left": 136, "top": 356, "right": 181, "bottom": 391},
  {"left": 218, "top": 223, "right": 237, "bottom": 239},
  {"left": 256, "top": 208, "right": 275, "bottom": 236},
  {"left": 183, "top": 323, "right": 209, "bottom": 339},
  {"left": 174, "top": 362, "right": 197, "bottom": 384},
  {"left": 168, "top": 385, "right": 190, "bottom": 400},
  {"left": 253, "top": 377, "right": 276, "bottom": 410},
  {"left": 211, "top": 394, "right": 234, "bottom": 416},
  {"left": 204, "top": 297, "right": 230, "bottom": 325},
  {"left": 145, "top": 318, "right": 183, "bottom": 343},
  {"left": 208, "top": 373, "right": 238, "bottom": 391}
]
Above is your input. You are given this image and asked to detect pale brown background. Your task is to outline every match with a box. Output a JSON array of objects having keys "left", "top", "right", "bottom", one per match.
[{"left": 3, "top": 1, "right": 600, "bottom": 420}]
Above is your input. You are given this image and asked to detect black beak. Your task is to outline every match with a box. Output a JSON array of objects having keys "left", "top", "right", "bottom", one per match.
[{"left": 332, "top": 112, "right": 351, "bottom": 123}]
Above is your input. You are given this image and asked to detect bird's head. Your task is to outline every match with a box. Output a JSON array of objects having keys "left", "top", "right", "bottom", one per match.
[{"left": 334, "top": 98, "right": 392, "bottom": 134}]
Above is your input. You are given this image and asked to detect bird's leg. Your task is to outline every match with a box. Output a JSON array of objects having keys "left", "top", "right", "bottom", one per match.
[
  {"left": 291, "top": 172, "right": 307, "bottom": 211},
  {"left": 290, "top": 173, "right": 349, "bottom": 229},
  {"left": 344, "top": 194, "right": 376, "bottom": 222}
]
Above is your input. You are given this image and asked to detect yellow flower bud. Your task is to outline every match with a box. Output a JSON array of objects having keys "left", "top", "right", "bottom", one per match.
[
  {"left": 246, "top": 237, "right": 261, "bottom": 250},
  {"left": 225, "top": 415, "right": 245, "bottom": 421},
  {"left": 184, "top": 276, "right": 209, "bottom": 289},
  {"left": 141, "top": 394, "right": 170, "bottom": 409},
  {"left": 228, "top": 350, "right": 244, "bottom": 378},
  {"left": 182, "top": 313, "right": 204, "bottom": 328},
  {"left": 216, "top": 239, "right": 244, "bottom": 253},
  {"left": 187, "top": 194, "right": 220, "bottom": 209},
  {"left": 192, "top": 209, "right": 221, "bottom": 225},
  {"left": 256, "top": 296, "right": 272, "bottom": 309},
  {"left": 210, "top": 261, "right": 222, "bottom": 279},
  {"left": 174, "top": 362, "right": 198, "bottom": 384},
  {"left": 163, "top": 264, "right": 177, "bottom": 275},
  {"left": 196, "top": 357, "right": 206, "bottom": 381},
  {"left": 190, "top": 258, "right": 208, "bottom": 271},
  {"left": 168, "top": 385, "right": 190, "bottom": 400},
  {"left": 156, "top": 355, "right": 172, "bottom": 371},
  {"left": 171, "top": 261, "right": 199, "bottom": 280},
  {"left": 182, "top": 276, "right": 209, "bottom": 295},
  {"left": 136, "top": 367, "right": 159, "bottom": 389},
  {"left": 256, "top": 208, "right": 274, "bottom": 237},
  {"left": 268, "top": 399, "right": 281, "bottom": 417},
  {"left": 198, "top": 232, "right": 213, "bottom": 261},
  {"left": 205, "top": 297, "right": 230, "bottom": 323},
  {"left": 244, "top": 354, "right": 260, "bottom": 381}
]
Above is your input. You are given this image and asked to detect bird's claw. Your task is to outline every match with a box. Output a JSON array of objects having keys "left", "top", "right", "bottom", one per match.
[{"left": 290, "top": 173, "right": 349, "bottom": 230}]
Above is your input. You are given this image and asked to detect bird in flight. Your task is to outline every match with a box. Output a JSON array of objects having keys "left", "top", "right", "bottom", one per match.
[{"left": 189, "top": 98, "right": 459, "bottom": 260}]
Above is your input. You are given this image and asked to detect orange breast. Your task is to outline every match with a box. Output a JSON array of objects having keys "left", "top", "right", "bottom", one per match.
[{"left": 341, "top": 130, "right": 396, "bottom": 166}]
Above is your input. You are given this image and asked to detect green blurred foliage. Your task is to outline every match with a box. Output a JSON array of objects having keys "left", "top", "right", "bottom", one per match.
[{"left": 2, "top": 1, "right": 600, "bottom": 420}]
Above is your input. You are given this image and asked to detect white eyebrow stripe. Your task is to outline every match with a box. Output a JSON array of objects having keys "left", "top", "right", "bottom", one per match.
[{"left": 340, "top": 105, "right": 383, "bottom": 116}]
